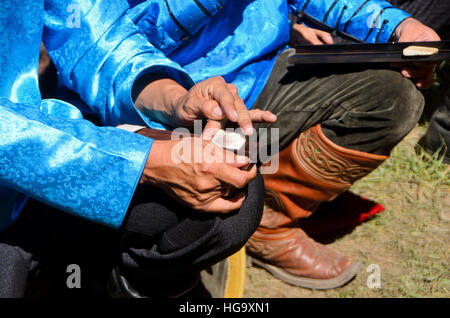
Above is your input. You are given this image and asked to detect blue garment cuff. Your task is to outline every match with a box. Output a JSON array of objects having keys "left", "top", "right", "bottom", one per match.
[
  {"left": 366, "top": 9, "right": 411, "bottom": 43},
  {"left": 116, "top": 58, "right": 195, "bottom": 128},
  {"left": 118, "top": 135, "right": 153, "bottom": 229}
]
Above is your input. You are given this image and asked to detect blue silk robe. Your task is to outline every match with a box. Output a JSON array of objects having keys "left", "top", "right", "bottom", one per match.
[
  {"left": 127, "top": 0, "right": 411, "bottom": 108},
  {"left": 0, "top": 0, "right": 194, "bottom": 231},
  {"left": 0, "top": 0, "right": 410, "bottom": 231}
]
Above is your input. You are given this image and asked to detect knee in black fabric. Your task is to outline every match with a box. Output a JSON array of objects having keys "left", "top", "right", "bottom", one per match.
[
  {"left": 124, "top": 202, "right": 179, "bottom": 239},
  {"left": 157, "top": 216, "right": 217, "bottom": 254},
  {"left": 371, "top": 70, "right": 425, "bottom": 142},
  {"left": 214, "top": 173, "right": 265, "bottom": 254},
  {"left": 158, "top": 173, "right": 264, "bottom": 255},
  {"left": 159, "top": 173, "right": 264, "bottom": 255},
  {"left": 0, "top": 244, "right": 32, "bottom": 298},
  {"left": 123, "top": 201, "right": 217, "bottom": 254},
  {"left": 116, "top": 174, "right": 264, "bottom": 293},
  {"left": 123, "top": 173, "right": 264, "bottom": 255},
  {"left": 322, "top": 69, "right": 425, "bottom": 155}
]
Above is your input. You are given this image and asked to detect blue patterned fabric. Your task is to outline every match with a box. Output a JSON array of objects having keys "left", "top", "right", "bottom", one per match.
[
  {"left": 0, "top": 0, "right": 194, "bottom": 230},
  {"left": 126, "top": 0, "right": 410, "bottom": 109},
  {"left": 127, "top": 0, "right": 290, "bottom": 109},
  {"left": 44, "top": 0, "right": 194, "bottom": 127},
  {"left": 290, "top": 0, "right": 411, "bottom": 43},
  {"left": 0, "top": 0, "right": 410, "bottom": 231}
]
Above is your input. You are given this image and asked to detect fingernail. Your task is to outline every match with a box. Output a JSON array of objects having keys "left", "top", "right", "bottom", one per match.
[
  {"left": 232, "top": 110, "right": 238, "bottom": 121},
  {"left": 213, "top": 107, "right": 224, "bottom": 118},
  {"left": 402, "top": 70, "right": 410, "bottom": 77}
]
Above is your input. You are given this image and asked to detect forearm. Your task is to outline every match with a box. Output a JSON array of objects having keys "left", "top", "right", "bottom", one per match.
[
  {"left": 132, "top": 75, "right": 188, "bottom": 127},
  {"left": 43, "top": 0, "right": 194, "bottom": 127},
  {"left": 289, "top": 0, "right": 411, "bottom": 43}
]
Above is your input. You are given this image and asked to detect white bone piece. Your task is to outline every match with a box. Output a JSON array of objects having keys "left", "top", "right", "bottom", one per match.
[
  {"left": 403, "top": 46, "right": 439, "bottom": 57},
  {"left": 211, "top": 129, "right": 247, "bottom": 153}
]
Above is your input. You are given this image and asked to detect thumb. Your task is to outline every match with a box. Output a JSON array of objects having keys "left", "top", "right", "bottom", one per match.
[{"left": 201, "top": 99, "right": 226, "bottom": 121}]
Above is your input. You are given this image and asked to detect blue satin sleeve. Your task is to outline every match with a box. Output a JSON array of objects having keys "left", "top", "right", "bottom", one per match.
[
  {"left": 127, "top": 0, "right": 229, "bottom": 55},
  {"left": 289, "top": 0, "right": 410, "bottom": 43},
  {"left": 0, "top": 98, "right": 152, "bottom": 229},
  {"left": 43, "top": 0, "right": 194, "bottom": 127}
]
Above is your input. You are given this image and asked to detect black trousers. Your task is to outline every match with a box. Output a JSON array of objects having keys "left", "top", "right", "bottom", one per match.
[
  {"left": 0, "top": 175, "right": 264, "bottom": 298},
  {"left": 254, "top": 49, "right": 425, "bottom": 155}
]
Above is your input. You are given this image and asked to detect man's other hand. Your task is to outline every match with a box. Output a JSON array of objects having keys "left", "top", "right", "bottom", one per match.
[
  {"left": 138, "top": 133, "right": 257, "bottom": 213},
  {"left": 172, "top": 76, "right": 260, "bottom": 135},
  {"left": 393, "top": 18, "right": 441, "bottom": 89},
  {"left": 134, "top": 76, "right": 276, "bottom": 136},
  {"left": 290, "top": 24, "right": 334, "bottom": 45}
]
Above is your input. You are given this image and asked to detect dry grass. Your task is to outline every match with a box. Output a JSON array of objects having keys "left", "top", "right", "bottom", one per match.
[{"left": 244, "top": 126, "right": 450, "bottom": 298}]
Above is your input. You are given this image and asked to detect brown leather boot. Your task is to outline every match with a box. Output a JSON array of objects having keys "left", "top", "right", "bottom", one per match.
[{"left": 247, "top": 124, "right": 388, "bottom": 289}]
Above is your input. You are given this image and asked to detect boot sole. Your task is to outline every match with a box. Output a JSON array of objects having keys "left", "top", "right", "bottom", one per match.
[{"left": 249, "top": 257, "right": 363, "bottom": 290}]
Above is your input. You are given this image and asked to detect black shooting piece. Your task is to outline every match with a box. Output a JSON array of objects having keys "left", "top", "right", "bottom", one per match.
[{"left": 288, "top": 41, "right": 450, "bottom": 64}]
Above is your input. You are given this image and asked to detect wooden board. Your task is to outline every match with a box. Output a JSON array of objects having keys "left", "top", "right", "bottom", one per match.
[{"left": 288, "top": 41, "right": 450, "bottom": 64}]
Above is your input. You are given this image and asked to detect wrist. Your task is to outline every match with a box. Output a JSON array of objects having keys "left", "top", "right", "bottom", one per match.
[
  {"left": 133, "top": 74, "right": 187, "bottom": 126},
  {"left": 392, "top": 17, "right": 417, "bottom": 41},
  {"left": 139, "top": 140, "right": 168, "bottom": 185}
]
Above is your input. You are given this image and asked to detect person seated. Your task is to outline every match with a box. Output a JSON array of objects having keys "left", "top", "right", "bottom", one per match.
[
  {"left": 122, "top": 0, "right": 439, "bottom": 289},
  {"left": 0, "top": 0, "right": 275, "bottom": 298},
  {"left": 387, "top": 0, "right": 450, "bottom": 163},
  {"left": 292, "top": 0, "right": 449, "bottom": 164}
]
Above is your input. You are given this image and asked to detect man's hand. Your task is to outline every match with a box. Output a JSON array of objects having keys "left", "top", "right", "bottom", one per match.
[
  {"left": 290, "top": 23, "right": 334, "bottom": 45},
  {"left": 392, "top": 18, "right": 441, "bottom": 89},
  {"left": 202, "top": 108, "right": 278, "bottom": 140},
  {"left": 138, "top": 133, "right": 257, "bottom": 213},
  {"left": 172, "top": 76, "right": 263, "bottom": 135},
  {"left": 134, "top": 76, "right": 276, "bottom": 136}
]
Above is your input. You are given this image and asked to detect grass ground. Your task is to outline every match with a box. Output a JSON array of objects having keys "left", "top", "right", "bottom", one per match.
[{"left": 244, "top": 126, "right": 449, "bottom": 298}]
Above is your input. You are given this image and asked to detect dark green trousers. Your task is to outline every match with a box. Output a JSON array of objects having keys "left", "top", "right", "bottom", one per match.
[{"left": 253, "top": 49, "right": 425, "bottom": 156}]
